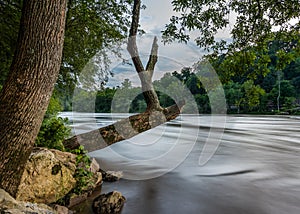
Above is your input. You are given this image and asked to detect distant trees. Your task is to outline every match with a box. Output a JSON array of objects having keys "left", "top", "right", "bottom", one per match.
[
  {"left": 269, "top": 80, "right": 297, "bottom": 109},
  {"left": 90, "top": 57, "right": 300, "bottom": 114},
  {"left": 242, "top": 80, "right": 265, "bottom": 111},
  {"left": 58, "top": 0, "right": 133, "bottom": 107}
]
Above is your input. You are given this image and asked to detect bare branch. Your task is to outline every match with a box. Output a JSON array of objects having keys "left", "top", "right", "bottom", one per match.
[
  {"left": 146, "top": 36, "right": 158, "bottom": 78},
  {"left": 127, "top": 0, "right": 144, "bottom": 72}
]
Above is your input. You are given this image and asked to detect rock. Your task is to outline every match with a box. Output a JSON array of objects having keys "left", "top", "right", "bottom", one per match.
[
  {"left": 0, "top": 189, "right": 55, "bottom": 214},
  {"left": 66, "top": 172, "right": 102, "bottom": 208},
  {"left": 50, "top": 149, "right": 77, "bottom": 172},
  {"left": 51, "top": 204, "right": 73, "bottom": 214},
  {"left": 100, "top": 170, "right": 123, "bottom": 182},
  {"left": 0, "top": 188, "right": 18, "bottom": 207},
  {"left": 95, "top": 172, "right": 103, "bottom": 186},
  {"left": 68, "top": 192, "right": 89, "bottom": 208},
  {"left": 92, "top": 191, "right": 126, "bottom": 214},
  {"left": 89, "top": 158, "right": 100, "bottom": 174},
  {"left": 16, "top": 148, "right": 77, "bottom": 204},
  {"left": 88, "top": 159, "right": 102, "bottom": 186}
]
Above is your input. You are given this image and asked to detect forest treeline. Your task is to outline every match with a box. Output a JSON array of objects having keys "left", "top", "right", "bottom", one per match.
[
  {"left": 69, "top": 39, "right": 300, "bottom": 115},
  {"left": 1, "top": 1, "right": 299, "bottom": 115}
]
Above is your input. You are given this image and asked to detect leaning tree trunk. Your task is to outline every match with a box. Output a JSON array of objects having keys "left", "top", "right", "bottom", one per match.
[
  {"left": 64, "top": 101, "right": 184, "bottom": 151},
  {"left": 0, "top": 0, "right": 67, "bottom": 197},
  {"left": 63, "top": 0, "right": 185, "bottom": 151}
]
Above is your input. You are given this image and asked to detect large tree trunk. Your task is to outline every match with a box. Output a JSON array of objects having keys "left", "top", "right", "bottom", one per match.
[{"left": 0, "top": 0, "right": 67, "bottom": 197}]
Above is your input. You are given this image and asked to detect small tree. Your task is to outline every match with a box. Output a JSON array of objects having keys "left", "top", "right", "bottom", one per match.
[{"left": 242, "top": 80, "right": 265, "bottom": 111}]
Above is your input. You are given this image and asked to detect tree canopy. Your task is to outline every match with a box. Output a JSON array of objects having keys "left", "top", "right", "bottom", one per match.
[
  {"left": 161, "top": 0, "right": 300, "bottom": 102},
  {"left": 162, "top": 0, "right": 300, "bottom": 53},
  {"left": 0, "top": 0, "right": 134, "bottom": 90}
]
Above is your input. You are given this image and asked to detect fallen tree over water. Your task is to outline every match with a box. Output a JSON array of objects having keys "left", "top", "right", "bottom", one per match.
[{"left": 63, "top": 101, "right": 184, "bottom": 151}]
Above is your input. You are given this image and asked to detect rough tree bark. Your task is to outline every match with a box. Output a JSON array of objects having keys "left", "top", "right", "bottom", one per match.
[
  {"left": 63, "top": 0, "right": 185, "bottom": 152},
  {"left": 0, "top": 0, "right": 67, "bottom": 197},
  {"left": 64, "top": 101, "right": 184, "bottom": 151}
]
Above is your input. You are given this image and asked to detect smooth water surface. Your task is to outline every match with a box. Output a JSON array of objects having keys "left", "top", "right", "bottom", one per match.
[{"left": 61, "top": 113, "right": 300, "bottom": 214}]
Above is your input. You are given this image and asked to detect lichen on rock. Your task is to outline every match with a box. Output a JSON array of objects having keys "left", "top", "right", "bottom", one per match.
[
  {"left": 92, "top": 191, "right": 126, "bottom": 214},
  {"left": 16, "top": 148, "right": 77, "bottom": 204}
]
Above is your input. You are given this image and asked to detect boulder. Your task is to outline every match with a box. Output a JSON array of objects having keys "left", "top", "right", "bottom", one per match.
[
  {"left": 90, "top": 159, "right": 102, "bottom": 187},
  {"left": 16, "top": 148, "right": 77, "bottom": 204},
  {"left": 95, "top": 172, "right": 103, "bottom": 186},
  {"left": 85, "top": 158, "right": 102, "bottom": 189},
  {"left": 0, "top": 189, "right": 55, "bottom": 214},
  {"left": 67, "top": 171, "right": 102, "bottom": 208},
  {"left": 89, "top": 158, "right": 100, "bottom": 174},
  {"left": 51, "top": 204, "right": 73, "bottom": 214},
  {"left": 50, "top": 149, "right": 77, "bottom": 172},
  {"left": 100, "top": 170, "right": 123, "bottom": 182},
  {"left": 92, "top": 191, "right": 126, "bottom": 214}
]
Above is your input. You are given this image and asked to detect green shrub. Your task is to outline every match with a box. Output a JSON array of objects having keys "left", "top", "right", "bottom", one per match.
[
  {"left": 35, "top": 116, "right": 71, "bottom": 151},
  {"left": 35, "top": 93, "right": 71, "bottom": 150},
  {"left": 55, "top": 146, "right": 95, "bottom": 205},
  {"left": 45, "top": 95, "right": 63, "bottom": 117},
  {"left": 71, "top": 146, "right": 93, "bottom": 194}
]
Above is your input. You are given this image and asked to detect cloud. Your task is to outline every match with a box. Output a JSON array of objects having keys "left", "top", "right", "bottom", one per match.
[
  {"left": 141, "top": 0, "right": 176, "bottom": 33},
  {"left": 105, "top": 34, "right": 206, "bottom": 88},
  {"left": 104, "top": 1, "right": 232, "bottom": 88}
]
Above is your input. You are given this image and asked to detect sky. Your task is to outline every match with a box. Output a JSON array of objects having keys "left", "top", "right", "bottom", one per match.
[
  {"left": 103, "top": 0, "right": 204, "bottom": 87},
  {"left": 140, "top": 0, "right": 177, "bottom": 35},
  {"left": 87, "top": 0, "right": 233, "bottom": 88}
]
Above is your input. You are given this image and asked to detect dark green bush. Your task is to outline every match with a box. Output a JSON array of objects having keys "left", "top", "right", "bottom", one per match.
[
  {"left": 35, "top": 116, "right": 71, "bottom": 151},
  {"left": 35, "top": 95, "right": 70, "bottom": 151}
]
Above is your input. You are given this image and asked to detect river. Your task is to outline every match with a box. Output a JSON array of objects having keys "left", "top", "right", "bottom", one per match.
[{"left": 61, "top": 113, "right": 300, "bottom": 214}]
